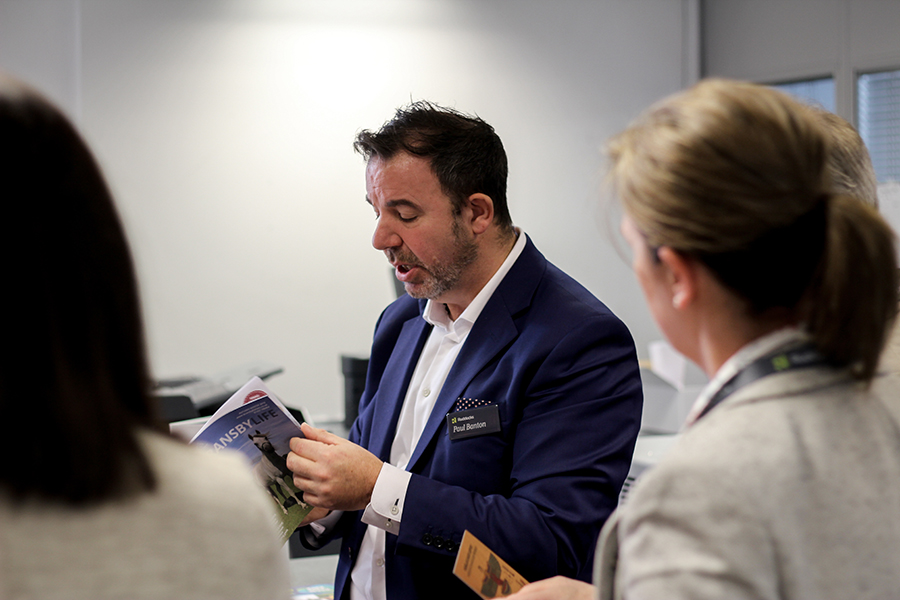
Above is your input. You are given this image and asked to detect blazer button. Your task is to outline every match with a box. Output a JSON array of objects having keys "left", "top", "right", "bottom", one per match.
[
  {"left": 422, "top": 533, "right": 433, "bottom": 546},
  {"left": 434, "top": 536, "right": 445, "bottom": 550}
]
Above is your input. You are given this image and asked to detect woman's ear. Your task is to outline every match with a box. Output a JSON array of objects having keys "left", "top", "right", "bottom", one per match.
[
  {"left": 657, "top": 246, "right": 698, "bottom": 310},
  {"left": 465, "top": 193, "right": 495, "bottom": 235}
]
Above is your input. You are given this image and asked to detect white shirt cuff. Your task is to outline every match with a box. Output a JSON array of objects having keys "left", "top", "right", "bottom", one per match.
[
  {"left": 308, "top": 509, "right": 344, "bottom": 537},
  {"left": 360, "top": 463, "right": 411, "bottom": 536}
]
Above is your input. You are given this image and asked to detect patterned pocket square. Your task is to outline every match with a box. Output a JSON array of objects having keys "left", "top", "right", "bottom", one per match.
[{"left": 452, "top": 397, "right": 493, "bottom": 412}]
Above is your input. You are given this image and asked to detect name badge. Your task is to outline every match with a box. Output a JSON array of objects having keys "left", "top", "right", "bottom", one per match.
[{"left": 446, "top": 405, "right": 501, "bottom": 440}]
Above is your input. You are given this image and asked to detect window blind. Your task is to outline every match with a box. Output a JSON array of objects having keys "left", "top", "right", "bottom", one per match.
[
  {"left": 858, "top": 69, "right": 900, "bottom": 183},
  {"left": 772, "top": 77, "right": 836, "bottom": 113}
]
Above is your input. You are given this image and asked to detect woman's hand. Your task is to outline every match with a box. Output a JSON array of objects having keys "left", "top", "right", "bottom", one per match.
[{"left": 506, "top": 576, "right": 594, "bottom": 600}]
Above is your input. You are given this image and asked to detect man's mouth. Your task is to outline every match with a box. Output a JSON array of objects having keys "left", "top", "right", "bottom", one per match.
[
  {"left": 391, "top": 259, "right": 423, "bottom": 282},
  {"left": 387, "top": 248, "right": 425, "bottom": 282},
  {"left": 394, "top": 263, "right": 420, "bottom": 280}
]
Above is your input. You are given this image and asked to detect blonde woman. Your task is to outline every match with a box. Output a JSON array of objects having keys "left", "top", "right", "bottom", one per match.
[{"left": 511, "top": 79, "right": 900, "bottom": 600}]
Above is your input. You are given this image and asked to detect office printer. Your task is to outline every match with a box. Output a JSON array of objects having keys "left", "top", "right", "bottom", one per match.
[{"left": 153, "top": 361, "right": 284, "bottom": 422}]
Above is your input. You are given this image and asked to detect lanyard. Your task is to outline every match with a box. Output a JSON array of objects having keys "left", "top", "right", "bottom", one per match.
[{"left": 697, "top": 342, "right": 829, "bottom": 421}]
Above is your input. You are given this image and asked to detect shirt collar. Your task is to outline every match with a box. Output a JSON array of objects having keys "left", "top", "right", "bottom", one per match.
[
  {"left": 683, "top": 326, "right": 809, "bottom": 427},
  {"left": 423, "top": 229, "right": 527, "bottom": 333}
]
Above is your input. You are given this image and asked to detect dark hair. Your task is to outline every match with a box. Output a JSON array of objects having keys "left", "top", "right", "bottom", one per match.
[
  {"left": 608, "top": 79, "right": 898, "bottom": 381},
  {"left": 0, "top": 74, "right": 162, "bottom": 504},
  {"left": 354, "top": 100, "right": 513, "bottom": 234}
]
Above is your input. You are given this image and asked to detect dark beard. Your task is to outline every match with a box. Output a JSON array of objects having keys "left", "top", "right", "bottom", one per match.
[{"left": 391, "top": 218, "right": 479, "bottom": 300}]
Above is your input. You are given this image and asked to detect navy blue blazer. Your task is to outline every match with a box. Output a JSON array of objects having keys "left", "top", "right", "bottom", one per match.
[{"left": 324, "top": 237, "right": 642, "bottom": 600}]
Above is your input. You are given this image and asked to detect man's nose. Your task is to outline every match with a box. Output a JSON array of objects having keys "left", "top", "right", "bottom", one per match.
[{"left": 372, "top": 217, "right": 401, "bottom": 251}]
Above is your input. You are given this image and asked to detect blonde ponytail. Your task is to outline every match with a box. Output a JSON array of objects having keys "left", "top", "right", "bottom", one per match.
[
  {"left": 803, "top": 195, "right": 899, "bottom": 379},
  {"left": 608, "top": 78, "right": 900, "bottom": 382}
]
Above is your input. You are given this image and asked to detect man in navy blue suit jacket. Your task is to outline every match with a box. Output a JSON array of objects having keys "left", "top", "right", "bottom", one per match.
[{"left": 287, "top": 102, "right": 642, "bottom": 600}]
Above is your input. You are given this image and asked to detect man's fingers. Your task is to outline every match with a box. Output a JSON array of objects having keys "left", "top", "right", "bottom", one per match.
[
  {"left": 285, "top": 450, "right": 303, "bottom": 475},
  {"left": 289, "top": 436, "right": 332, "bottom": 464},
  {"left": 300, "top": 422, "right": 342, "bottom": 445},
  {"left": 292, "top": 472, "right": 319, "bottom": 498},
  {"left": 295, "top": 481, "right": 339, "bottom": 511},
  {"left": 289, "top": 435, "right": 313, "bottom": 456},
  {"left": 299, "top": 488, "right": 327, "bottom": 509}
]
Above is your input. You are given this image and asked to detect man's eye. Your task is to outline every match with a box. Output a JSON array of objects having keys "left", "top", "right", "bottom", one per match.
[{"left": 398, "top": 214, "right": 417, "bottom": 223}]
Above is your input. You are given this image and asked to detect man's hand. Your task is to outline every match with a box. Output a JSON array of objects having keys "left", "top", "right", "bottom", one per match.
[
  {"left": 505, "top": 577, "right": 594, "bottom": 600},
  {"left": 287, "top": 422, "right": 383, "bottom": 512}
]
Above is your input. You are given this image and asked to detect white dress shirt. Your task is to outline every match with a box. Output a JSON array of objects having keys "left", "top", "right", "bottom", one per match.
[{"left": 349, "top": 230, "right": 527, "bottom": 600}]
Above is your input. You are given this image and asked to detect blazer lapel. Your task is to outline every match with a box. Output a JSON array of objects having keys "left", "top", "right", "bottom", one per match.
[{"left": 369, "top": 315, "right": 432, "bottom": 461}]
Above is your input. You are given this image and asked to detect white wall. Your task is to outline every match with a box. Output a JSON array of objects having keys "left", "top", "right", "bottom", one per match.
[{"left": 0, "top": 0, "right": 693, "bottom": 419}]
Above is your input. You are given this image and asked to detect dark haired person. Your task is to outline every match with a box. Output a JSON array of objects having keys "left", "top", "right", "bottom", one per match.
[
  {"left": 286, "top": 102, "right": 643, "bottom": 600},
  {"left": 0, "top": 74, "right": 289, "bottom": 599},
  {"left": 509, "top": 80, "right": 900, "bottom": 600}
]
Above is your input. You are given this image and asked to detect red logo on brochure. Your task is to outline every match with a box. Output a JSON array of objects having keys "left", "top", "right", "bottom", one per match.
[{"left": 243, "top": 390, "right": 267, "bottom": 404}]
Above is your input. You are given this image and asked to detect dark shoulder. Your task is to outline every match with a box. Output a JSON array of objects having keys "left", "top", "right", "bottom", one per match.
[
  {"left": 511, "top": 238, "right": 620, "bottom": 323},
  {"left": 542, "top": 261, "right": 616, "bottom": 316},
  {"left": 376, "top": 293, "right": 422, "bottom": 332},
  {"left": 368, "top": 294, "right": 425, "bottom": 356},
  {"left": 525, "top": 261, "right": 627, "bottom": 344}
]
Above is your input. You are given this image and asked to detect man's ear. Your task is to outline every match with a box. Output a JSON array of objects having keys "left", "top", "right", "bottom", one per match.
[
  {"left": 657, "top": 246, "right": 698, "bottom": 310},
  {"left": 464, "top": 193, "right": 494, "bottom": 235}
]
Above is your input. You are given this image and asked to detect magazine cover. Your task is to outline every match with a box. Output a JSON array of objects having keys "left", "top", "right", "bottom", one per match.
[{"left": 190, "top": 377, "right": 313, "bottom": 543}]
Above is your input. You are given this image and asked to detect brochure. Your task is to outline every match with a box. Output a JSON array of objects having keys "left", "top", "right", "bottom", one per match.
[
  {"left": 190, "top": 377, "right": 313, "bottom": 544},
  {"left": 453, "top": 530, "right": 528, "bottom": 598}
]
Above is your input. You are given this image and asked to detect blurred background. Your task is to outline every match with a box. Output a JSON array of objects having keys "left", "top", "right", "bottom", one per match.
[{"left": 1, "top": 0, "right": 896, "bottom": 422}]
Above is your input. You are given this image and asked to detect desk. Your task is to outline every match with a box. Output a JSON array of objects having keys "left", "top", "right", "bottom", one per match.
[{"left": 290, "top": 554, "right": 339, "bottom": 590}]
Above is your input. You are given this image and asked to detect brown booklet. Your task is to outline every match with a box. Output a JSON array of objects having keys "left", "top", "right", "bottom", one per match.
[{"left": 452, "top": 530, "right": 529, "bottom": 598}]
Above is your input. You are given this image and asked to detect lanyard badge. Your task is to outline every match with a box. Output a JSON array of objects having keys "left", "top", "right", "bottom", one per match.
[{"left": 699, "top": 343, "right": 829, "bottom": 420}]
